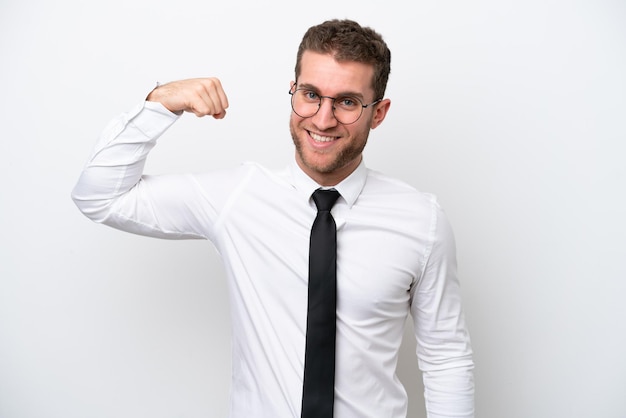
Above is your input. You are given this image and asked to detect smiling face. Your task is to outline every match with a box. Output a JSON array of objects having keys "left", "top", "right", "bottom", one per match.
[{"left": 289, "top": 51, "right": 390, "bottom": 186}]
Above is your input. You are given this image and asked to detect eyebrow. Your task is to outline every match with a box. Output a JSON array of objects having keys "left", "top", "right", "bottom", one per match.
[{"left": 296, "top": 82, "right": 365, "bottom": 100}]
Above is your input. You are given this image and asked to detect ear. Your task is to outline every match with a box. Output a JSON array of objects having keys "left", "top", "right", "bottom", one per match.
[
  {"left": 289, "top": 80, "right": 296, "bottom": 92},
  {"left": 370, "top": 99, "right": 391, "bottom": 129}
]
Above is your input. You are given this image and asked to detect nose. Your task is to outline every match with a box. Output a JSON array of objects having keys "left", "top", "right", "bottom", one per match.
[{"left": 311, "top": 97, "right": 339, "bottom": 129}]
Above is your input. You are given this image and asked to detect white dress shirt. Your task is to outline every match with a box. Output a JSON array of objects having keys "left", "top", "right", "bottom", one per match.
[{"left": 72, "top": 101, "right": 474, "bottom": 417}]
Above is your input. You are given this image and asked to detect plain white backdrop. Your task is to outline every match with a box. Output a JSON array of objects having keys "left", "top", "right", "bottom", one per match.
[{"left": 1, "top": 1, "right": 625, "bottom": 417}]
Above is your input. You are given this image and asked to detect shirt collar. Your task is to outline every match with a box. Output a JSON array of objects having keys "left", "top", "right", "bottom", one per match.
[{"left": 288, "top": 159, "right": 367, "bottom": 208}]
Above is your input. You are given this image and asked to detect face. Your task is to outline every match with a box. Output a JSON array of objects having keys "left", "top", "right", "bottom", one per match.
[{"left": 289, "top": 51, "right": 390, "bottom": 186}]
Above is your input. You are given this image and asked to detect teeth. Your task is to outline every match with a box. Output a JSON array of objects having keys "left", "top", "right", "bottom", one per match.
[{"left": 310, "top": 132, "right": 335, "bottom": 143}]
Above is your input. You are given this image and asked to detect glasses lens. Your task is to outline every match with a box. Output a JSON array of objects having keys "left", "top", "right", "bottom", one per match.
[
  {"left": 291, "top": 89, "right": 364, "bottom": 124},
  {"left": 333, "top": 95, "right": 363, "bottom": 124},
  {"left": 291, "top": 89, "right": 320, "bottom": 118}
]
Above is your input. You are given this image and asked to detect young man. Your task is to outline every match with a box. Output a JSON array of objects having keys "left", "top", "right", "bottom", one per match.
[{"left": 72, "top": 19, "right": 474, "bottom": 418}]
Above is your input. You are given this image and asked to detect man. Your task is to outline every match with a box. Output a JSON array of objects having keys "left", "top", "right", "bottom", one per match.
[{"left": 72, "top": 19, "right": 474, "bottom": 418}]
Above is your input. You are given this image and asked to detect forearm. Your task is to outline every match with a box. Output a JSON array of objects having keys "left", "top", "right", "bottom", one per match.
[
  {"left": 423, "top": 366, "right": 474, "bottom": 418},
  {"left": 417, "top": 309, "right": 475, "bottom": 418},
  {"left": 415, "top": 279, "right": 474, "bottom": 418}
]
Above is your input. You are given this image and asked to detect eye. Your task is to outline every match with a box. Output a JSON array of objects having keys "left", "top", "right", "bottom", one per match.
[
  {"left": 336, "top": 96, "right": 360, "bottom": 109},
  {"left": 301, "top": 90, "right": 320, "bottom": 101}
]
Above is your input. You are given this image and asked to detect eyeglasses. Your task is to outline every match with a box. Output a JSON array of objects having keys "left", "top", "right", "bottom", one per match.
[{"left": 289, "top": 88, "right": 382, "bottom": 125}]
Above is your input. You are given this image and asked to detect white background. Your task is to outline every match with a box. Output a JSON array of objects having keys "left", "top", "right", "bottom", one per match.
[{"left": 1, "top": 1, "right": 625, "bottom": 417}]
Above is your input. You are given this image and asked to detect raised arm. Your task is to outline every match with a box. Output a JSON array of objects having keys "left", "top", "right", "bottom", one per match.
[{"left": 71, "top": 78, "right": 230, "bottom": 239}]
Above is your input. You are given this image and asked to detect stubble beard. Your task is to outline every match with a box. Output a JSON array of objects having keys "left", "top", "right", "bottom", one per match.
[{"left": 289, "top": 118, "right": 369, "bottom": 176}]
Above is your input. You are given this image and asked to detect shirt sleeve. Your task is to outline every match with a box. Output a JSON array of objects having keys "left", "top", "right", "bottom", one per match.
[
  {"left": 71, "top": 101, "right": 216, "bottom": 240},
  {"left": 410, "top": 197, "right": 475, "bottom": 417}
]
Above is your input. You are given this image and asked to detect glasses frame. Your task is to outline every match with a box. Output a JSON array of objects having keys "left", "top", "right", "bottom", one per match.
[{"left": 289, "top": 87, "right": 382, "bottom": 125}]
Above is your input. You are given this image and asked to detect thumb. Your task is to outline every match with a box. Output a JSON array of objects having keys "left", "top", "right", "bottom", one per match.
[{"left": 212, "top": 109, "right": 227, "bottom": 119}]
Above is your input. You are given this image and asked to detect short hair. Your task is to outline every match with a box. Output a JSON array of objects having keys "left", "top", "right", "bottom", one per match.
[{"left": 295, "top": 19, "right": 391, "bottom": 100}]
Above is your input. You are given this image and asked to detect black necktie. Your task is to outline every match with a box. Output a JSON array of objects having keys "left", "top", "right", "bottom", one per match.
[{"left": 301, "top": 188, "right": 341, "bottom": 418}]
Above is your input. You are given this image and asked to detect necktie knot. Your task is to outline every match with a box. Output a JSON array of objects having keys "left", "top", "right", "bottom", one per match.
[{"left": 312, "top": 189, "right": 340, "bottom": 213}]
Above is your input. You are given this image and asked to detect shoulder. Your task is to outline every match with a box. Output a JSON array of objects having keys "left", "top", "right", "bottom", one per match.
[{"left": 361, "top": 168, "right": 455, "bottom": 236}]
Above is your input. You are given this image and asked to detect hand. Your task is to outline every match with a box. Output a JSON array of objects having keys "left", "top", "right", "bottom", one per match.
[{"left": 146, "top": 78, "right": 229, "bottom": 119}]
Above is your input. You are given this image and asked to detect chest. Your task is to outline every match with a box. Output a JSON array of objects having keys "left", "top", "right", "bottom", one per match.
[{"left": 217, "top": 194, "right": 427, "bottom": 322}]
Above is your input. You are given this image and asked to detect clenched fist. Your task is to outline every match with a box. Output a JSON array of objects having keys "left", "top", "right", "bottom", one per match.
[{"left": 147, "top": 78, "right": 229, "bottom": 119}]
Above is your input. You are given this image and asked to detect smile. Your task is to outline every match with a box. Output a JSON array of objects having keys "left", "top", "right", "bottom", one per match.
[{"left": 310, "top": 132, "right": 338, "bottom": 143}]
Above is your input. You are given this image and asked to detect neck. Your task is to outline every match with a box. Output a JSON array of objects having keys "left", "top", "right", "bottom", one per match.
[{"left": 296, "top": 156, "right": 362, "bottom": 187}]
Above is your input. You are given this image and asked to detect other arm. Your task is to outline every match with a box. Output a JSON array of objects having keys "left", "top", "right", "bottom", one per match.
[{"left": 411, "top": 200, "right": 475, "bottom": 417}]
